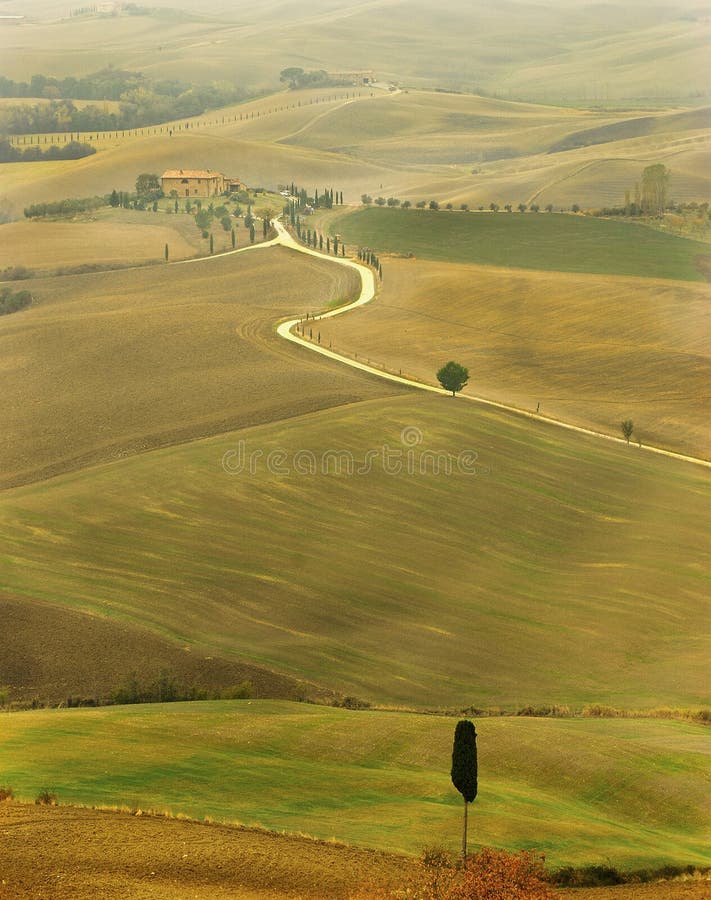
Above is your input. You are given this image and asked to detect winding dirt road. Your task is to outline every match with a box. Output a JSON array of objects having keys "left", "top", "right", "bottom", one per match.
[{"left": 269, "top": 220, "right": 711, "bottom": 470}]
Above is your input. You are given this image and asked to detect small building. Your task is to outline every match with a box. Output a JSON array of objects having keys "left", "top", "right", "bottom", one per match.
[
  {"left": 161, "top": 169, "right": 230, "bottom": 198},
  {"left": 328, "top": 70, "right": 376, "bottom": 85}
]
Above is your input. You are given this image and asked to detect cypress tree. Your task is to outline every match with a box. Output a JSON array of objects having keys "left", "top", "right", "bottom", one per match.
[
  {"left": 231, "top": 228, "right": 236, "bottom": 249},
  {"left": 250, "top": 223, "right": 255, "bottom": 243},
  {"left": 451, "top": 720, "right": 478, "bottom": 861},
  {"left": 164, "top": 243, "right": 169, "bottom": 261},
  {"left": 209, "top": 234, "right": 214, "bottom": 254}
]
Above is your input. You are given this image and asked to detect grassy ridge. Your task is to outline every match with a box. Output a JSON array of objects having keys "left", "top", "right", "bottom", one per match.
[
  {"left": 1, "top": 395, "right": 709, "bottom": 709},
  {"left": 1, "top": 701, "right": 709, "bottom": 868},
  {"left": 332, "top": 208, "right": 711, "bottom": 281}
]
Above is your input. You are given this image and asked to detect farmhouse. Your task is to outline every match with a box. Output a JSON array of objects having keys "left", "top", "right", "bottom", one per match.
[
  {"left": 328, "top": 70, "right": 376, "bottom": 85},
  {"left": 161, "top": 169, "right": 244, "bottom": 198}
]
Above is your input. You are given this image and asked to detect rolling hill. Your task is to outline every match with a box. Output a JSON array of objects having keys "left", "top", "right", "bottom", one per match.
[
  {"left": 1, "top": 702, "right": 708, "bottom": 869},
  {"left": 1, "top": 394, "right": 708, "bottom": 711},
  {"left": 2, "top": 0, "right": 709, "bottom": 105},
  {"left": 319, "top": 255, "right": 711, "bottom": 460},
  {"left": 0, "top": 245, "right": 403, "bottom": 488}
]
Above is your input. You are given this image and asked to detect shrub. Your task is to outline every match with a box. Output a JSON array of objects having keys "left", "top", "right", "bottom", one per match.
[
  {"left": 35, "top": 789, "right": 58, "bottom": 806},
  {"left": 0, "top": 786, "right": 14, "bottom": 801},
  {"left": 0, "top": 287, "right": 32, "bottom": 316},
  {"left": 1, "top": 265, "right": 33, "bottom": 280},
  {"left": 448, "top": 848, "right": 555, "bottom": 899},
  {"left": 356, "top": 846, "right": 555, "bottom": 899},
  {"left": 221, "top": 680, "right": 253, "bottom": 700}
]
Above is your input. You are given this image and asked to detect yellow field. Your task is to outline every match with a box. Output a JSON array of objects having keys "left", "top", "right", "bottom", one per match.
[
  {"left": 0, "top": 217, "right": 200, "bottom": 271},
  {"left": 321, "top": 258, "right": 711, "bottom": 459},
  {"left": 0, "top": 247, "right": 401, "bottom": 488}
]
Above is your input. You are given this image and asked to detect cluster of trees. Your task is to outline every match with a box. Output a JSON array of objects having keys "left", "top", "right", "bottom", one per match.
[
  {"left": 0, "top": 68, "right": 246, "bottom": 134},
  {"left": 357, "top": 247, "right": 382, "bottom": 277},
  {"left": 279, "top": 68, "right": 349, "bottom": 90},
  {"left": 24, "top": 196, "right": 106, "bottom": 218},
  {"left": 0, "top": 138, "right": 95, "bottom": 164},
  {"left": 110, "top": 671, "right": 253, "bottom": 706},
  {"left": 295, "top": 221, "right": 347, "bottom": 258},
  {"left": 285, "top": 184, "right": 344, "bottom": 216},
  {"left": 0, "top": 287, "right": 32, "bottom": 316},
  {"left": 592, "top": 164, "right": 675, "bottom": 219}
]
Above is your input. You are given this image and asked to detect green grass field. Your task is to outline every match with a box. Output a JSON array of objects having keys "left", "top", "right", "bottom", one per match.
[
  {"left": 1, "top": 395, "right": 708, "bottom": 710},
  {"left": 1, "top": 701, "right": 708, "bottom": 869},
  {"left": 332, "top": 208, "right": 711, "bottom": 281}
]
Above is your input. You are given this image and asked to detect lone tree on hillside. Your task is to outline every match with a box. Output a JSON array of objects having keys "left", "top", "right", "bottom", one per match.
[
  {"left": 621, "top": 419, "right": 634, "bottom": 444},
  {"left": 451, "top": 719, "right": 478, "bottom": 861},
  {"left": 437, "top": 361, "right": 469, "bottom": 396}
]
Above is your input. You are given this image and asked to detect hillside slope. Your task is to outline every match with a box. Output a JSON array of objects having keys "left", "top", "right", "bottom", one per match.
[{"left": 1, "top": 395, "right": 708, "bottom": 710}]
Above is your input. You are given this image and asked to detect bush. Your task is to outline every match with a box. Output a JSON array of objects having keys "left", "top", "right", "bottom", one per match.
[
  {"left": 0, "top": 786, "right": 14, "bottom": 801},
  {"left": 35, "top": 789, "right": 58, "bottom": 806},
  {"left": 553, "top": 864, "right": 624, "bottom": 887},
  {"left": 0, "top": 287, "right": 32, "bottom": 316},
  {"left": 357, "top": 846, "right": 555, "bottom": 899},
  {"left": 1, "top": 265, "right": 33, "bottom": 280},
  {"left": 448, "top": 848, "right": 555, "bottom": 899}
]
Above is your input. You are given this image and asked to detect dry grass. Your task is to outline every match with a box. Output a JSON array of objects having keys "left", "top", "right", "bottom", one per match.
[
  {"left": 0, "top": 246, "right": 402, "bottom": 488},
  {"left": 0, "top": 217, "right": 199, "bottom": 271},
  {"left": 1, "top": 394, "right": 709, "bottom": 711},
  {"left": 321, "top": 257, "right": 711, "bottom": 459}
]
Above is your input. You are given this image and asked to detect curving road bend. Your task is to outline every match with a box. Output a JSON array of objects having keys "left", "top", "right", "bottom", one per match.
[{"left": 269, "top": 220, "right": 711, "bottom": 470}]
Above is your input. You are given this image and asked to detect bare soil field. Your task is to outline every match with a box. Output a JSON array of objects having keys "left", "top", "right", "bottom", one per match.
[
  {"left": 0, "top": 593, "right": 332, "bottom": 706},
  {"left": 320, "top": 257, "right": 711, "bottom": 460},
  {"left": 0, "top": 802, "right": 706, "bottom": 900},
  {"left": 0, "top": 246, "right": 404, "bottom": 488},
  {"left": 0, "top": 801, "right": 414, "bottom": 899}
]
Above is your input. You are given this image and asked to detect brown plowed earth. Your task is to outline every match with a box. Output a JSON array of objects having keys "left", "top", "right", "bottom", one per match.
[
  {"left": 0, "top": 593, "right": 334, "bottom": 707},
  {"left": 0, "top": 802, "right": 414, "bottom": 899},
  {"left": 0, "top": 803, "right": 707, "bottom": 900}
]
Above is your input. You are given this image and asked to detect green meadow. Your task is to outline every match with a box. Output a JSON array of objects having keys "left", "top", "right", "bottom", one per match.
[
  {"left": 1, "top": 701, "right": 708, "bottom": 869},
  {"left": 1, "top": 395, "right": 708, "bottom": 710},
  {"left": 332, "top": 209, "right": 711, "bottom": 281}
]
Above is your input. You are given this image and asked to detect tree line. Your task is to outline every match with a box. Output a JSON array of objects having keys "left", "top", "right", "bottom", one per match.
[
  {"left": 24, "top": 196, "right": 106, "bottom": 218},
  {"left": 0, "top": 68, "right": 246, "bottom": 134},
  {"left": 0, "top": 139, "right": 95, "bottom": 164}
]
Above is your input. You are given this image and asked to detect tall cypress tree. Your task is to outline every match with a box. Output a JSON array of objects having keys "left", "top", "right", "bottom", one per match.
[{"left": 451, "top": 719, "right": 477, "bottom": 861}]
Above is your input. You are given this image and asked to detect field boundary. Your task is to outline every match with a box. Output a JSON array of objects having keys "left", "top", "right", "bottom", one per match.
[{"left": 271, "top": 221, "right": 711, "bottom": 470}]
